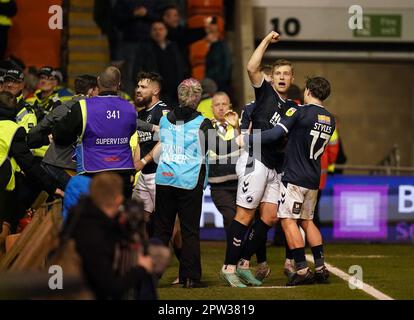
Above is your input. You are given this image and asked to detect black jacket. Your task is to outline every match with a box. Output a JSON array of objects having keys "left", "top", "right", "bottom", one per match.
[
  {"left": 147, "top": 40, "right": 189, "bottom": 107},
  {"left": 28, "top": 95, "right": 84, "bottom": 170},
  {"left": 114, "top": 0, "right": 158, "bottom": 41},
  {"left": 0, "top": 103, "right": 57, "bottom": 195},
  {"left": 0, "top": 0, "right": 17, "bottom": 18},
  {"left": 69, "top": 197, "right": 150, "bottom": 299}
]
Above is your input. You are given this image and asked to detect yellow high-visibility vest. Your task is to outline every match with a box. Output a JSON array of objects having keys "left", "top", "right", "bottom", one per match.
[{"left": 0, "top": 120, "right": 20, "bottom": 190}]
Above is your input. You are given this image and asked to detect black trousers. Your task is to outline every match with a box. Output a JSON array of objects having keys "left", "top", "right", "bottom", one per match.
[
  {"left": 211, "top": 188, "right": 237, "bottom": 230},
  {"left": 153, "top": 178, "right": 204, "bottom": 281}
]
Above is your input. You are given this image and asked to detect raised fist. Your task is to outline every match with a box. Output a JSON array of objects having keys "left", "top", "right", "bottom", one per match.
[{"left": 266, "top": 31, "right": 280, "bottom": 43}]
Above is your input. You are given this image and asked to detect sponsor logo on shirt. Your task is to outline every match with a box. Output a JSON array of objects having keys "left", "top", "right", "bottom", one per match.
[
  {"left": 318, "top": 114, "right": 331, "bottom": 124},
  {"left": 292, "top": 201, "right": 303, "bottom": 215}
]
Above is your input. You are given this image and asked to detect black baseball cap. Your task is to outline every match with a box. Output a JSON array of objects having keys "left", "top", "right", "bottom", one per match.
[
  {"left": 37, "top": 66, "right": 54, "bottom": 77},
  {"left": 4, "top": 68, "right": 24, "bottom": 82},
  {"left": 51, "top": 69, "right": 63, "bottom": 83}
]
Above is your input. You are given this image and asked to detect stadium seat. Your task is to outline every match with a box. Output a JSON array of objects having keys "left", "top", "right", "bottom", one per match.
[
  {"left": 189, "top": 38, "right": 210, "bottom": 80},
  {"left": 187, "top": 0, "right": 223, "bottom": 17},
  {"left": 187, "top": 14, "right": 225, "bottom": 34}
]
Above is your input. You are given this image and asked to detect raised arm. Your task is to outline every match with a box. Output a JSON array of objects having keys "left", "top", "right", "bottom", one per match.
[{"left": 246, "top": 31, "right": 280, "bottom": 87}]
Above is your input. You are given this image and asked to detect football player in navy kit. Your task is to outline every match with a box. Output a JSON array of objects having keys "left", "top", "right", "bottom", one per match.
[
  {"left": 220, "top": 31, "right": 297, "bottom": 287},
  {"left": 132, "top": 72, "right": 171, "bottom": 220},
  {"left": 240, "top": 76, "right": 335, "bottom": 286}
]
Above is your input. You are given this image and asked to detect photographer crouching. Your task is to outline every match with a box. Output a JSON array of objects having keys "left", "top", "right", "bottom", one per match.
[{"left": 65, "top": 172, "right": 169, "bottom": 299}]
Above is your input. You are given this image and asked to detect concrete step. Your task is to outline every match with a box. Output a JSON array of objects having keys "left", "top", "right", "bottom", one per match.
[
  {"left": 68, "top": 62, "right": 107, "bottom": 75},
  {"left": 70, "top": 0, "right": 94, "bottom": 9},
  {"left": 68, "top": 37, "right": 107, "bottom": 49},
  {"left": 69, "top": 26, "right": 101, "bottom": 37},
  {"left": 69, "top": 52, "right": 108, "bottom": 63},
  {"left": 69, "top": 12, "right": 97, "bottom": 28}
]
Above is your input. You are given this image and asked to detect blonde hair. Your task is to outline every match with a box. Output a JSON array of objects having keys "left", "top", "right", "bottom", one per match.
[{"left": 177, "top": 78, "right": 202, "bottom": 109}]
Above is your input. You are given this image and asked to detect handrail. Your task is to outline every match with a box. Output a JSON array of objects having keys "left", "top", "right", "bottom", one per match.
[{"left": 334, "top": 164, "right": 414, "bottom": 175}]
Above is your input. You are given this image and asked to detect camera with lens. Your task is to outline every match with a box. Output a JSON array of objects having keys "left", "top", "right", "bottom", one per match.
[{"left": 118, "top": 199, "right": 148, "bottom": 245}]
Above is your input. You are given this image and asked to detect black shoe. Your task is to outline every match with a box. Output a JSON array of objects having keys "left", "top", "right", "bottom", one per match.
[
  {"left": 286, "top": 269, "right": 315, "bottom": 286},
  {"left": 315, "top": 266, "right": 330, "bottom": 284},
  {"left": 182, "top": 278, "right": 208, "bottom": 288}
]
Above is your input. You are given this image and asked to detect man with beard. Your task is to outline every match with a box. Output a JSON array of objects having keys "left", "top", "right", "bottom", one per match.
[{"left": 132, "top": 72, "right": 171, "bottom": 223}]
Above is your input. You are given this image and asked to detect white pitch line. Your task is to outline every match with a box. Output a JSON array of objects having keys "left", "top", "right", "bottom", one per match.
[
  {"left": 328, "top": 255, "right": 388, "bottom": 259},
  {"left": 252, "top": 286, "right": 296, "bottom": 289},
  {"left": 305, "top": 254, "right": 394, "bottom": 300}
]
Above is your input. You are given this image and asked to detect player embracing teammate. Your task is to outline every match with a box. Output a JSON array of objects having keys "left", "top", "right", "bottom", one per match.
[{"left": 221, "top": 31, "right": 334, "bottom": 287}]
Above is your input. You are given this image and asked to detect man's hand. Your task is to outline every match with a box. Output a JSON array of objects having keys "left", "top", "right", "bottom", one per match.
[
  {"left": 135, "top": 159, "right": 147, "bottom": 172},
  {"left": 137, "top": 253, "right": 153, "bottom": 273},
  {"left": 152, "top": 125, "right": 160, "bottom": 133},
  {"left": 235, "top": 134, "right": 245, "bottom": 148},
  {"left": 133, "top": 6, "right": 147, "bottom": 17},
  {"left": 224, "top": 110, "right": 239, "bottom": 128},
  {"left": 265, "top": 31, "right": 280, "bottom": 44},
  {"left": 55, "top": 188, "right": 65, "bottom": 197}
]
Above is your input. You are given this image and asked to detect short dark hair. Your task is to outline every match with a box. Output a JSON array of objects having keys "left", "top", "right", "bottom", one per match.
[
  {"left": 305, "top": 76, "right": 331, "bottom": 101},
  {"left": 161, "top": 5, "right": 178, "bottom": 16},
  {"left": 74, "top": 75, "right": 97, "bottom": 95},
  {"left": 136, "top": 71, "right": 163, "bottom": 90},
  {"left": 272, "top": 59, "right": 293, "bottom": 74}
]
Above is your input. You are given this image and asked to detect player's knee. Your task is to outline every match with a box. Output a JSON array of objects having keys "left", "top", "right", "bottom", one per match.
[
  {"left": 261, "top": 213, "right": 278, "bottom": 226},
  {"left": 235, "top": 207, "right": 254, "bottom": 226}
]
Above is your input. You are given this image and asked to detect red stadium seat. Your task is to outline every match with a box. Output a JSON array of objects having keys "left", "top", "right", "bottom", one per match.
[
  {"left": 189, "top": 39, "right": 210, "bottom": 80},
  {"left": 187, "top": 0, "right": 223, "bottom": 17},
  {"left": 187, "top": 15, "right": 225, "bottom": 34}
]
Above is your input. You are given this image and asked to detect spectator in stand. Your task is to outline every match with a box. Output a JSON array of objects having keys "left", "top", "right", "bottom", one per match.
[
  {"left": 148, "top": 21, "right": 189, "bottom": 107},
  {"left": 204, "top": 17, "right": 232, "bottom": 93},
  {"left": 114, "top": 0, "right": 160, "bottom": 95},
  {"left": 93, "top": 0, "right": 121, "bottom": 62},
  {"left": 161, "top": 5, "right": 205, "bottom": 65}
]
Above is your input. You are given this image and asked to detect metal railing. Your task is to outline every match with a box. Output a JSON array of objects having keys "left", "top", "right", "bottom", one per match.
[{"left": 334, "top": 144, "right": 414, "bottom": 176}]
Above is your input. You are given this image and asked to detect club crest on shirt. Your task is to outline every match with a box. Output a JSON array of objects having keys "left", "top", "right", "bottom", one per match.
[{"left": 285, "top": 107, "right": 297, "bottom": 117}]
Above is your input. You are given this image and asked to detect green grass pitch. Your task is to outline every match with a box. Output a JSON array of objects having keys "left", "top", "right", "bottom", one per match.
[{"left": 158, "top": 241, "right": 414, "bottom": 300}]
